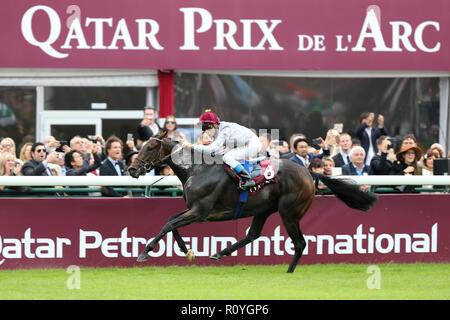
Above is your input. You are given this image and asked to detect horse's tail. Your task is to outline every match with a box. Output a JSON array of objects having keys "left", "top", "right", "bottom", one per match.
[{"left": 309, "top": 171, "right": 378, "bottom": 212}]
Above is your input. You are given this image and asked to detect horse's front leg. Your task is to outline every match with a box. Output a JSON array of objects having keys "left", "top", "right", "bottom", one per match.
[
  {"left": 137, "top": 209, "right": 200, "bottom": 262},
  {"left": 210, "top": 213, "right": 269, "bottom": 261},
  {"left": 167, "top": 209, "right": 195, "bottom": 261}
]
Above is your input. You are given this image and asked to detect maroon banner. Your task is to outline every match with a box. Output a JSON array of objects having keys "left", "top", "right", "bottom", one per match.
[
  {"left": 0, "top": 0, "right": 449, "bottom": 70},
  {"left": 0, "top": 194, "right": 448, "bottom": 269},
  {"left": 158, "top": 70, "right": 175, "bottom": 118}
]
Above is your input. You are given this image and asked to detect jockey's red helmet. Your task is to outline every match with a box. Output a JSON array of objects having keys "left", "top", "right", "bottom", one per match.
[{"left": 199, "top": 109, "right": 220, "bottom": 124}]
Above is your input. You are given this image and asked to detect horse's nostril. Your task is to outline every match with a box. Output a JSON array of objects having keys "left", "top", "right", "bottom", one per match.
[{"left": 128, "top": 167, "right": 138, "bottom": 178}]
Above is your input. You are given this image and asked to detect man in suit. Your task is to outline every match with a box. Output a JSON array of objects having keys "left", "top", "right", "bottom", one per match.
[
  {"left": 99, "top": 136, "right": 125, "bottom": 197},
  {"left": 21, "top": 142, "right": 58, "bottom": 176},
  {"left": 341, "top": 146, "right": 371, "bottom": 176},
  {"left": 354, "top": 112, "right": 387, "bottom": 167},
  {"left": 21, "top": 142, "right": 59, "bottom": 195},
  {"left": 136, "top": 107, "right": 161, "bottom": 147},
  {"left": 289, "top": 137, "right": 330, "bottom": 168},
  {"left": 280, "top": 133, "right": 306, "bottom": 159},
  {"left": 332, "top": 133, "right": 353, "bottom": 168},
  {"left": 370, "top": 135, "right": 394, "bottom": 175}
]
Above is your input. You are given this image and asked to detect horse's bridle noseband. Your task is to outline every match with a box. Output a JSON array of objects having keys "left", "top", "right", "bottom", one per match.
[{"left": 135, "top": 137, "right": 176, "bottom": 174}]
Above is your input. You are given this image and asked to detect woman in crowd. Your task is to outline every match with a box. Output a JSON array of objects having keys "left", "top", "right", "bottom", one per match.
[
  {"left": 0, "top": 152, "right": 30, "bottom": 194},
  {"left": 163, "top": 115, "right": 185, "bottom": 141},
  {"left": 1, "top": 137, "right": 23, "bottom": 170},
  {"left": 19, "top": 142, "right": 33, "bottom": 163},
  {"left": 391, "top": 145, "right": 423, "bottom": 176},
  {"left": 421, "top": 149, "right": 436, "bottom": 176},
  {"left": 390, "top": 144, "right": 422, "bottom": 193},
  {"left": 0, "top": 152, "right": 16, "bottom": 178},
  {"left": 429, "top": 143, "right": 445, "bottom": 159},
  {"left": 421, "top": 149, "right": 436, "bottom": 191}
]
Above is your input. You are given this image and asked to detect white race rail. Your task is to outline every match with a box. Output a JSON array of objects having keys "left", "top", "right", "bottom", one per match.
[
  {"left": 0, "top": 176, "right": 181, "bottom": 186},
  {"left": 0, "top": 175, "right": 449, "bottom": 186}
]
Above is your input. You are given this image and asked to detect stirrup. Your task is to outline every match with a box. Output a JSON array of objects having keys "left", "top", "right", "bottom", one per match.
[{"left": 239, "top": 178, "right": 256, "bottom": 190}]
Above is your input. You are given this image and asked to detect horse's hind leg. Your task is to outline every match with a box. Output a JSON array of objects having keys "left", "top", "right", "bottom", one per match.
[
  {"left": 281, "top": 218, "right": 306, "bottom": 273},
  {"left": 210, "top": 213, "right": 269, "bottom": 260},
  {"left": 137, "top": 209, "right": 200, "bottom": 262},
  {"left": 279, "top": 199, "right": 313, "bottom": 273}
]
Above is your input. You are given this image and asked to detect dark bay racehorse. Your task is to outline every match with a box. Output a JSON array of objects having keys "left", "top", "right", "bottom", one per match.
[{"left": 128, "top": 130, "right": 378, "bottom": 273}]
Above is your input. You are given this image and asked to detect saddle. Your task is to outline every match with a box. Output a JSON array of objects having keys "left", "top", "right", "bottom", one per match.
[{"left": 223, "top": 158, "right": 277, "bottom": 195}]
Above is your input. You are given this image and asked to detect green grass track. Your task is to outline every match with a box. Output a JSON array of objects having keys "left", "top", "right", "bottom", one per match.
[{"left": 0, "top": 263, "right": 448, "bottom": 300}]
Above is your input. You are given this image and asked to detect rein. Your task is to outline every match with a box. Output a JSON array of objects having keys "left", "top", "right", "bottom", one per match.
[{"left": 135, "top": 138, "right": 182, "bottom": 173}]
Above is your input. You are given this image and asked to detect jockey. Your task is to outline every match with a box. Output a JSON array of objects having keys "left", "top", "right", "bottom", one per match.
[{"left": 180, "top": 109, "right": 261, "bottom": 190}]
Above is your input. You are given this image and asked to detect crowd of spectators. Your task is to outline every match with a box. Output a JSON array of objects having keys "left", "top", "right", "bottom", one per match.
[
  {"left": 0, "top": 107, "right": 175, "bottom": 197},
  {"left": 268, "top": 112, "right": 449, "bottom": 193},
  {"left": 0, "top": 109, "right": 449, "bottom": 196}
]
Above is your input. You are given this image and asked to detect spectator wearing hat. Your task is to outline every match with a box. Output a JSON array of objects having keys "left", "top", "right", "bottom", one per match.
[
  {"left": 390, "top": 145, "right": 422, "bottom": 176},
  {"left": 390, "top": 144, "right": 422, "bottom": 193}
]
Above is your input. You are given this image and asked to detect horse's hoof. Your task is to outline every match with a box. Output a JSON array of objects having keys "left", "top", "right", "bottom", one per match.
[
  {"left": 137, "top": 251, "right": 149, "bottom": 262},
  {"left": 186, "top": 249, "right": 195, "bottom": 262},
  {"left": 209, "top": 253, "right": 222, "bottom": 261}
]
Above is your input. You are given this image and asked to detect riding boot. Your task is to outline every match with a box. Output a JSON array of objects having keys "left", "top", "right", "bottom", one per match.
[{"left": 238, "top": 168, "right": 256, "bottom": 190}]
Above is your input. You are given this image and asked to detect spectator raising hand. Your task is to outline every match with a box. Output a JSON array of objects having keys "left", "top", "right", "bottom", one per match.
[{"left": 354, "top": 112, "right": 388, "bottom": 167}]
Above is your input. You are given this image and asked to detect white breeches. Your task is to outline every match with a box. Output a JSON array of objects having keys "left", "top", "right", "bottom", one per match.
[{"left": 222, "top": 136, "right": 262, "bottom": 169}]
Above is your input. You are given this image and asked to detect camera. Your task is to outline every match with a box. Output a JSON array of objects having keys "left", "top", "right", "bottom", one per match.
[
  {"left": 312, "top": 138, "right": 321, "bottom": 145},
  {"left": 333, "top": 123, "right": 343, "bottom": 133},
  {"left": 55, "top": 141, "right": 68, "bottom": 153}
]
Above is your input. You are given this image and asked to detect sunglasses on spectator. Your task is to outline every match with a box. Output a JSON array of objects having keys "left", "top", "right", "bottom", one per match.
[
  {"left": 166, "top": 121, "right": 176, "bottom": 124},
  {"left": 1, "top": 144, "right": 12, "bottom": 148},
  {"left": 35, "top": 149, "right": 46, "bottom": 153}
]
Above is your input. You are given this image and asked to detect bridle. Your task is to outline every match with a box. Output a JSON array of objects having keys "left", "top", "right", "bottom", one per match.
[
  {"left": 135, "top": 138, "right": 165, "bottom": 173},
  {"left": 134, "top": 137, "right": 180, "bottom": 174}
]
